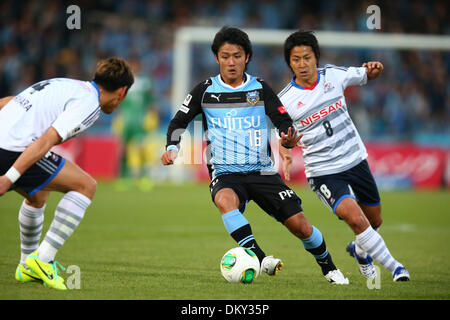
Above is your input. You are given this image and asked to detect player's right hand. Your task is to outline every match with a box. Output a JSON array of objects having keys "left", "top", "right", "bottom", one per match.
[
  {"left": 161, "top": 149, "right": 178, "bottom": 165},
  {"left": 0, "top": 175, "right": 13, "bottom": 196}
]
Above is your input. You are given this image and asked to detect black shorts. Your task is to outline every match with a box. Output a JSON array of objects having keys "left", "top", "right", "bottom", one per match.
[
  {"left": 209, "top": 172, "right": 303, "bottom": 223},
  {"left": 0, "top": 148, "right": 65, "bottom": 196},
  {"left": 307, "top": 159, "right": 380, "bottom": 215}
]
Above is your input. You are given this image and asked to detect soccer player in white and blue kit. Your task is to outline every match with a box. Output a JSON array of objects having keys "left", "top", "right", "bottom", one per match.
[
  {"left": 0, "top": 57, "right": 134, "bottom": 289},
  {"left": 278, "top": 30, "right": 409, "bottom": 282},
  {"left": 162, "top": 27, "right": 349, "bottom": 284}
]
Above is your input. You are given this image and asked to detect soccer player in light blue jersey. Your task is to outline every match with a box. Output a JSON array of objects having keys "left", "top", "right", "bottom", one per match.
[{"left": 162, "top": 26, "right": 349, "bottom": 284}]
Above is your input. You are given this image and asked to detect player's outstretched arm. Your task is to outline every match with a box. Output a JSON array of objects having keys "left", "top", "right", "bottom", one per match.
[
  {"left": 363, "top": 61, "right": 383, "bottom": 80},
  {"left": 0, "top": 127, "right": 62, "bottom": 196},
  {"left": 0, "top": 96, "right": 14, "bottom": 110}
]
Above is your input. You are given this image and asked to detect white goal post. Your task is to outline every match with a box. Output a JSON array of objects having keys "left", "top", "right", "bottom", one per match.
[{"left": 172, "top": 26, "right": 450, "bottom": 114}]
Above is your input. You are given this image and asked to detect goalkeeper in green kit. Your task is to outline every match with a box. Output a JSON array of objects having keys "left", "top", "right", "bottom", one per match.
[{"left": 112, "top": 58, "right": 158, "bottom": 191}]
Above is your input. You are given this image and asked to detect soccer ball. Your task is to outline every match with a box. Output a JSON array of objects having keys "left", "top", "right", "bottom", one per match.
[{"left": 220, "top": 247, "right": 260, "bottom": 284}]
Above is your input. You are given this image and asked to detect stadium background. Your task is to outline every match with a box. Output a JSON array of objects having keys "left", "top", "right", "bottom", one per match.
[
  {"left": 0, "top": 0, "right": 450, "bottom": 302},
  {"left": 0, "top": 0, "right": 448, "bottom": 190}
]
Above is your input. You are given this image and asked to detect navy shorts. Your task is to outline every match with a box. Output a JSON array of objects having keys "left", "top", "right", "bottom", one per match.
[
  {"left": 0, "top": 148, "right": 65, "bottom": 196},
  {"left": 307, "top": 160, "right": 381, "bottom": 215},
  {"left": 209, "top": 172, "right": 303, "bottom": 223}
]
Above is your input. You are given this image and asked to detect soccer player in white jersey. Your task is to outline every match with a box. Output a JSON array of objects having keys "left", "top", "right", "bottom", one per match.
[
  {"left": 0, "top": 57, "right": 134, "bottom": 289},
  {"left": 278, "top": 30, "right": 410, "bottom": 282}
]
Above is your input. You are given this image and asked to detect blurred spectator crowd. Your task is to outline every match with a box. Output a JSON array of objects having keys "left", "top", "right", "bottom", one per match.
[{"left": 0, "top": 0, "right": 448, "bottom": 144}]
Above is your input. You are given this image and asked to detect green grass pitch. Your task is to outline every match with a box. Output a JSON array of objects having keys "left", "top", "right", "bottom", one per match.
[{"left": 0, "top": 181, "right": 449, "bottom": 300}]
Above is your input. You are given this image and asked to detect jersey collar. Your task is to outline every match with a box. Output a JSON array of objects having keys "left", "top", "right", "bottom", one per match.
[
  {"left": 218, "top": 73, "right": 249, "bottom": 90},
  {"left": 90, "top": 81, "right": 100, "bottom": 101},
  {"left": 291, "top": 71, "right": 320, "bottom": 90}
]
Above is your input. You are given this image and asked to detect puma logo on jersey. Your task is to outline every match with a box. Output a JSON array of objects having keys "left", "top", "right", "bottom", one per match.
[{"left": 211, "top": 94, "right": 221, "bottom": 102}]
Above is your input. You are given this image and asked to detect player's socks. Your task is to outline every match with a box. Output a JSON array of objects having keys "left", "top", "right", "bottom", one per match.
[
  {"left": 38, "top": 191, "right": 91, "bottom": 263},
  {"left": 353, "top": 226, "right": 381, "bottom": 259},
  {"left": 301, "top": 226, "right": 337, "bottom": 275},
  {"left": 18, "top": 201, "right": 45, "bottom": 265},
  {"left": 221, "top": 209, "right": 266, "bottom": 262},
  {"left": 355, "top": 226, "right": 402, "bottom": 272},
  {"left": 354, "top": 242, "right": 368, "bottom": 258}
]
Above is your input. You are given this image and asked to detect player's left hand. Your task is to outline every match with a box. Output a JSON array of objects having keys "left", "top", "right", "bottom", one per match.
[
  {"left": 161, "top": 149, "right": 178, "bottom": 165},
  {"left": 280, "top": 127, "right": 306, "bottom": 149},
  {"left": 363, "top": 61, "right": 383, "bottom": 80}
]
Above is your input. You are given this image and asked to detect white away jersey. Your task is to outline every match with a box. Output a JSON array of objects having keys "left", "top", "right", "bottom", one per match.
[
  {"left": 278, "top": 65, "right": 368, "bottom": 177},
  {"left": 0, "top": 78, "right": 101, "bottom": 152}
]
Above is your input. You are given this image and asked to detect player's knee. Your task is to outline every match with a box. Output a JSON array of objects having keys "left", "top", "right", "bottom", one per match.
[
  {"left": 371, "top": 215, "right": 383, "bottom": 229},
  {"left": 86, "top": 178, "right": 97, "bottom": 199},
  {"left": 340, "top": 210, "right": 370, "bottom": 234},
  {"left": 284, "top": 212, "right": 313, "bottom": 239},
  {"left": 214, "top": 189, "right": 239, "bottom": 213},
  {"left": 77, "top": 176, "right": 97, "bottom": 200}
]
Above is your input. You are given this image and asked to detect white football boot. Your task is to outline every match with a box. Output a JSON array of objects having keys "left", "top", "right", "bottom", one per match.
[
  {"left": 260, "top": 256, "right": 284, "bottom": 276},
  {"left": 324, "top": 269, "right": 350, "bottom": 285}
]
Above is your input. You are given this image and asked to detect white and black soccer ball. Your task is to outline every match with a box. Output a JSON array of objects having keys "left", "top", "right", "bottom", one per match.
[{"left": 220, "top": 247, "right": 260, "bottom": 284}]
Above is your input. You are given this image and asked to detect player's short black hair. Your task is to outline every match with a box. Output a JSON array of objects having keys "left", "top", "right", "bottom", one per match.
[
  {"left": 93, "top": 57, "right": 134, "bottom": 93},
  {"left": 211, "top": 26, "right": 253, "bottom": 69},
  {"left": 284, "top": 30, "right": 320, "bottom": 67}
]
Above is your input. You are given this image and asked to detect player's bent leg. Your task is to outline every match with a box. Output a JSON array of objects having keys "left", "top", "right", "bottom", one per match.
[
  {"left": 30, "top": 159, "right": 94, "bottom": 269},
  {"left": 357, "top": 203, "right": 409, "bottom": 281},
  {"left": 335, "top": 198, "right": 378, "bottom": 279},
  {"left": 283, "top": 211, "right": 313, "bottom": 239},
  {"left": 355, "top": 226, "right": 409, "bottom": 281},
  {"left": 338, "top": 199, "right": 409, "bottom": 281},
  {"left": 215, "top": 188, "right": 269, "bottom": 269},
  {"left": 284, "top": 212, "right": 348, "bottom": 284},
  {"left": 43, "top": 158, "right": 97, "bottom": 200},
  {"left": 335, "top": 197, "right": 371, "bottom": 234}
]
